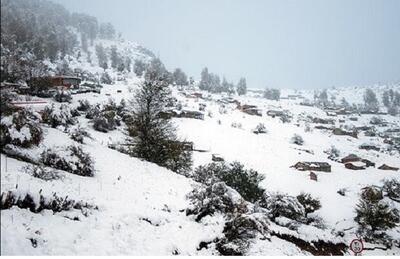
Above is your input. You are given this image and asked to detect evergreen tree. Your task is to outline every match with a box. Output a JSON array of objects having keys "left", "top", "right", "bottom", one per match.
[
  {"left": 199, "top": 67, "right": 211, "bottom": 91},
  {"left": 172, "top": 68, "right": 188, "bottom": 86},
  {"left": 236, "top": 77, "right": 247, "bottom": 96},
  {"left": 95, "top": 44, "right": 108, "bottom": 70},
  {"left": 110, "top": 45, "right": 119, "bottom": 69},
  {"left": 364, "top": 88, "right": 379, "bottom": 112},
  {"left": 134, "top": 59, "right": 146, "bottom": 77},
  {"left": 127, "top": 61, "right": 192, "bottom": 174}
]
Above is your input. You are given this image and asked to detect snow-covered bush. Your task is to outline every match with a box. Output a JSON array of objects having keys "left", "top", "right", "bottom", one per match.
[
  {"left": 231, "top": 122, "right": 242, "bottom": 129},
  {"left": 361, "top": 186, "right": 383, "bottom": 203},
  {"left": 253, "top": 123, "right": 267, "bottom": 134},
  {"left": 193, "top": 161, "right": 265, "bottom": 202},
  {"left": 216, "top": 213, "right": 270, "bottom": 255},
  {"left": 259, "top": 192, "right": 305, "bottom": 221},
  {"left": 100, "top": 72, "right": 113, "bottom": 84},
  {"left": 290, "top": 134, "right": 304, "bottom": 145},
  {"left": 70, "top": 126, "right": 92, "bottom": 144},
  {"left": 186, "top": 182, "right": 249, "bottom": 222},
  {"left": 370, "top": 116, "right": 384, "bottom": 125},
  {"left": 280, "top": 114, "right": 292, "bottom": 123},
  {"left": 0, "top": 109, "right": 43, "bottom": 148},
  {"left": 23, "top": 165, "right": 64, "bottom": 181},
  {"left": 1, "top": 191, "right": 96, "bottom": 215},
  {"left": 93, "top": 110, "right": 121, "bottom": 132},
  {"left": 77, "top": 99, "right": 91, "bottom": 112},
  {"left": 54, "top": 89, "right": 72, "bottom": 103},
  {"left": 324, "top": 145, "right": 340, "bottom": 160},
  {"left": 85, "top": 104, "right": 101, "bottom": 119},
  {"left": 355, "top": 186, "right": 400, "bottom": 245},
  {"left": 42, "top": 104, "right": 76, "bottom": 128},
  {"left": 0, "top": 90, "right": 19, "bottom": 116},
  {"left": 163, "top": 140, "right": 193, "bottom": 176},
  {"left": 40, "top": 145, "right": 95, "bottom": 177},
  {"left": 296, "top": 192, "right": 321, "bottom": 216},
  {"left": 89, "top": 100, "right": 122, "bottom": 132},
  {"left": 383, "top": 179, "right": 400, "bottom": 202}
]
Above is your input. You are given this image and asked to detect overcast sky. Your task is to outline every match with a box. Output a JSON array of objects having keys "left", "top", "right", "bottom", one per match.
[{"left": 54, "top": 0, "right": 400, "bottom": 89}]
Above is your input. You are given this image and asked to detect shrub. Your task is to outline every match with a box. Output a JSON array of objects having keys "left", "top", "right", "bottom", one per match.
[
  {"left": 324, "top": 145, "right": 340, "bottom": 160},
  {"left": 42, "top": 104, "right": 76, "bottom": 128},
  {"left": 231, "top": 122, "right": 242, "bottom": 129},
  {"left": 186, "top": 182, "right": 248, "bottom": 222},
  {"left": 163, "top": 140, "right": 193, "bottom": 176},
  {"left": 1, "top": 191, "right": 96, "bottom": 215},
  {"left": 296, "top": 193, "right": 321, "bottom": 216},
  {"left": 253, "top": 123, "right": 267, "bottom": 134},
  {"left": 0, "top": 109, "right": 43, "bottom": 148},
  {"left": 85, "top": 104, "right": 101, "bottom": 119},
  {"left": 54, "top": 89, "right": 72, "bottom": 103},
  {"left": 93, "top": 110, "right": 120, "bottom": 132},
  {"left": 70, "top": 126, "right": 92, "bottom": 144},
  {"left": 355, "top": 186, "right": 400, "bottom": 244},
  {"left": 100, "top": 72, "right": 113, "bottom": 84},
  {"left": 290, "top": 134, "right": 304, "bottom": 145},
  {"left": 355, "top": 199, "right": 399, "bottom": 232},
  {"left": 40, "top": 145, "right": 95, "bottom": 177},
  {"left": 382, "top": 179, "right": 400, "bottom": 202},
  {"left": 370, "top": 116, "right": 384, "bottom": 125},
  {"left": 216, "top": 213, "right": 270, "bottom": 255},
  {"left": 0, "top": 90, "right": 19, "bottom": 116},
  {"left": 361, "top": 186, "right": 383, "bottom": 203},
  {"left": 23, "top": 165, "right": 64, "bottom": 181},
  {"left": 259, "top": 192, "right": 305, "bottom": 221},
  {"left": 193, "top": 161, "right": 265, "bottom": 203},
  {"left": 280, "top": 114, "right": 292, "bottom": 123},
  {"left": 77, "top": 100, "right": 91, "bottom": 111}
]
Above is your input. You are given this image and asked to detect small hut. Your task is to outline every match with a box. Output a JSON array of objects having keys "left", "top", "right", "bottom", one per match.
[
  {"left": 378, "top": 164, "right": 399, "bottom": 171},
  {"left": 291, "top": 162, "right": 331, "bottom": 172}
]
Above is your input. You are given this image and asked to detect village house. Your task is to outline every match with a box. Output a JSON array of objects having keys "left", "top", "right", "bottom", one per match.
[
  {"left": 239, "top": 104, "right": 262, "bottom": 116},
  {"left": 311, "top": 117, "right": 335, "bottom": 124},
  {"left": 378, "top": 164, "right": 399, "bottom": 171},
  {"left": 267, "top": 110, "right": 286, "bottom": 118},
  {"left": 341, "top": 154, "right": 360, "bottom": 164},
  {"left": 341, "top": 154, "right": 375, "bottom": 168},
  {"left": 359, "top": 143, "right": 380, "bottom": 152},
  {"left": 50, "top": 75, "right": 81, "bottom": 89},
  {"left": 291, "top": 162, "right": 331, "bottom": 172},
  {"left": 212, "top": 154, "right": 224, "bottom": 162},
  {"left": 345, "top": 162, "right": 366, "bottom": 170},
  {"left": 179, "top": 110, "right": 204, "bottom": 120},
  {"left": 332, "top": 128, "right": 358, "bottom": 138}
]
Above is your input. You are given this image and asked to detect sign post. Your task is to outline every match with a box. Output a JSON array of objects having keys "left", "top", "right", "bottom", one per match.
[{"left": 350, "top": 239, "right": 364, "bottom": 256}]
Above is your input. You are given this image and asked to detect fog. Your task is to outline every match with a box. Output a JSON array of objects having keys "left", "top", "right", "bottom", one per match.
[{"left": 54, "top": 0, "right": 400, "bottom": 89}]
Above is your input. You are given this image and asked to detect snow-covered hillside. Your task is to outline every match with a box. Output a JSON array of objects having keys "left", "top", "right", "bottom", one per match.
[
  {"left": 2, "top": 77, "right": 400, "bottom": 255},
  {"left": 1, "top": 0, "right": 400, "bottom": 254}
]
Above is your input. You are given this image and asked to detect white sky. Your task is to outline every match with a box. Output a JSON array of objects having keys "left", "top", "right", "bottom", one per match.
[{"left": 54, "top": 0, "right": 400, "bottom": 89}]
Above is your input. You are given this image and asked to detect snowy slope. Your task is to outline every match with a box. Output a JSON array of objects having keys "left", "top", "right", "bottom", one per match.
[{"left": 2, "top": 80, "right": 400, "bottom": 255}]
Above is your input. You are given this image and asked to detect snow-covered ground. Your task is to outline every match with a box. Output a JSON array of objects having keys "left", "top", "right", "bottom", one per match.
[{"left": 2, "top": 80, "right": 400, "bottom": 255}]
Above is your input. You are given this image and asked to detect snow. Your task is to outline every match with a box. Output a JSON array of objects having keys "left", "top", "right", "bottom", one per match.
[{"left": 2, "top": 35, "right": 400, "bottom": 255}]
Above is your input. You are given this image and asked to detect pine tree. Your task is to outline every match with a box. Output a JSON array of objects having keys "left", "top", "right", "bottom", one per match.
[
  {"left": 95, "top": 44, "right": 108, "bottom": 70},
  {"left": 110, "top": 45, "right": 120, "bottom": 69},
  {"left": 172, "top": 68, "right": 188, "bottom": 86},
  {"left": 134, "top": 60, "right": 146, "bottom": 77},
  {"left": 199, "top": 67, "right": 211, "bottom": 91},
  {"left": 237, "top": 77, "right": 247, "bottom": 96},
  {"left": 127, "top": 61, "right": 192, "bottom": 174},
  {"left": 364, "top": 88, "right": 379, "bottom": 112}
]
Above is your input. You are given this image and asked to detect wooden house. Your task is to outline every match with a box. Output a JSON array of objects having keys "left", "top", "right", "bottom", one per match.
[{"left": 291, "top": 162, "right": 331, "bottom": 172}]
